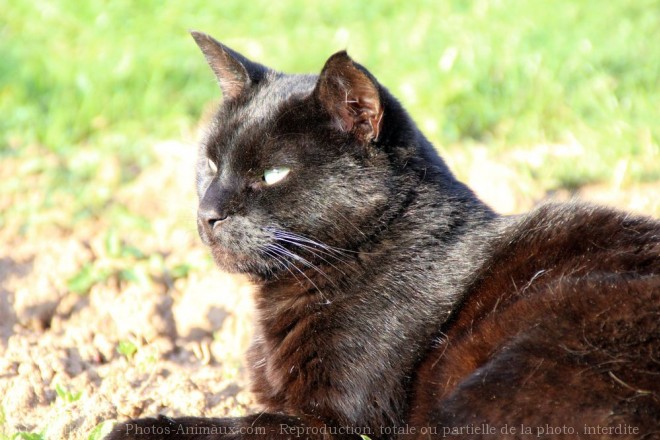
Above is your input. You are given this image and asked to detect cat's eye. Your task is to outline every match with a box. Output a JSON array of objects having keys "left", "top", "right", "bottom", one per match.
[
  {"left": 207, "top": 158, "right": 218, "bottom": 174},
  {"left": 263, "top": 167, "right": 290, "bottom": 185}
]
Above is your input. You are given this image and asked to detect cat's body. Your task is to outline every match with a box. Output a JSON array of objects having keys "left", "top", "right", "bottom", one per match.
[
  {"left": 106, "top": 33, "right": 659, "bottom": 440},
  {"left": 411, "top": 203, "right": 658, "bottom": 437}
]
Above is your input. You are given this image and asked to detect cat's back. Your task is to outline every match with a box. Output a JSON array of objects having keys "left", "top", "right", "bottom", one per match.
[{"left": 409, "top": 203, "right": 659, "bottom": 438}]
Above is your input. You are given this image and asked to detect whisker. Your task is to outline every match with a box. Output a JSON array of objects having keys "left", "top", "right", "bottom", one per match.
[
  {"left": 262, "top": 248, "right": 290, "bottom": 279},
  {"left": 284, "top": 228, "right": 384, "bottom": 256},
  {"left": 273, "top": 236, "right": 351, "bottom": 272},
  {"left": 269, "top": 229, "right": 360, "bottom": 256},
  {"left": 265, "top": 244, "right": 329, "bottom": 302},
  {"left": 263, "top": 248, "right": 301, "bottom": 285},
  {"left": 268, "top": 244, "right": 340, "bottom": 299},
  {"left": 269, "top": 243, "right": 336, "bottom": 285},
  {"left": 334, "top": 210, "right": 367, "bottom": 238}
]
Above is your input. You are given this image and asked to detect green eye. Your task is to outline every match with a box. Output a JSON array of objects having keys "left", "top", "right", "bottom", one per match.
[
  {"left": 207, "top": 158, "right": 218, "bottom": 173},
  {"left": 263, "top": 167, "right": 290, "bottom": 185}
]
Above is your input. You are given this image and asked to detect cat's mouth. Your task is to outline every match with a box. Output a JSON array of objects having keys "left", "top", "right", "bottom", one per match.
[
  {"left": 200, "top": 223, "right": 347, "bottom": 282},
  {"left": 207, "top": 244, "right": 301, "bottom": 282},
  {"left": 197, "top": 220, "right": 282, "bottom": 277},
  {"left": 208, "top": 246, "right": 256, "bottom": 272}
]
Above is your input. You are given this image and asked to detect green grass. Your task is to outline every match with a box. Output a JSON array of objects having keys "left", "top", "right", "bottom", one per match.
[
  {"left": 1, "top": 434, "right": 45, "bottom": 440},
  {"left": 54, "top": 384, "right": 83, "bottom": 404},
  {"left": 116, "top": 340, "right": 138, "bottom": 361},
  {"left": 1, "top": 0, "right": 658, "bottom": 227}
]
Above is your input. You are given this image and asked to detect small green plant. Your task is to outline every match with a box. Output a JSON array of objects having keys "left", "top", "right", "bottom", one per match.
[
  {"left": 54, "top": 383, "right": 82, "bottom": 404},
  {"left": 87, "top": 421, "right": 115, "bottom": 440},
  {"left": 66, "top": 263, "right": 112, "bottom": 295},
  {"left": 169, "top": 263, "right": 193, "bottom": 279},
  {"left": 136, "top": 352, "right": 159, "bottom": 373},
  {"left": 65, "top": 228, "right": 198, "bottom": 295},
  {"left": 11, "top": 433, "right": 45, "bottom": 440},
  {"left": 117, "top": 340, "right": 138, "bottom": 361}
]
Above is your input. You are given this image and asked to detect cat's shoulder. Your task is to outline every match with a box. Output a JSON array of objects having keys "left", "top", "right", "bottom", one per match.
[
  {"left": 449, "top": 201, "right": 659, "bottom": 342},
  {"left": 500, "top": 200, "right": 659, "bottom": 258},
  {"left": 410, "top": 202, "right": 659, "bottom": 424}
]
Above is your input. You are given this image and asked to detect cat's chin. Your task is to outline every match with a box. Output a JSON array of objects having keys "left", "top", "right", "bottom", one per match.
[
  {"left": 209, "top": 247, "right": 252, "bottom": 272},
  {"left": 208, "top": 246, "right": 277, "bottom": 281}
]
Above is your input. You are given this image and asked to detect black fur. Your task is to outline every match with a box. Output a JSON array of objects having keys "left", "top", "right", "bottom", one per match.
[{"left": 106, "top": 33, "right": 659, "bottom": 440}]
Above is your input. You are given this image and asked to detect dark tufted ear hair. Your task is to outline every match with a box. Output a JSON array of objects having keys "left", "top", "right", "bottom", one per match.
[
  {"left": 314, "top": 51, "right": 383, "bottom": 144},
  {"left": 190, "top": 31, "right": 269, "bottom": 100}
]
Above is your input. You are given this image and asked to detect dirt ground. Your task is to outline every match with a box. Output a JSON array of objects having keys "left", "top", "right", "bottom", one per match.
[{"left": 1, "top": 140, "right": 657, "bottom": 439}]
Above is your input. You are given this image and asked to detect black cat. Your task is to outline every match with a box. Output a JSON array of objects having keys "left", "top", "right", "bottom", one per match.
[{"left": 106, "top": 32, "right": 659, "bottom": 439}]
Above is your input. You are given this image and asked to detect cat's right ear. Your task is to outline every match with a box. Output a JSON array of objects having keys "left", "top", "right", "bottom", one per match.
[
  {"left": 314, "top": 51, "right": 383, "bottom": 144},
  {"left": 190, "top": 31, "right": 268, "bottom": 100}
]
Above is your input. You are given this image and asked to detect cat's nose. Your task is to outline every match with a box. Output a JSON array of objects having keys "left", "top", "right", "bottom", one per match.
[{"left": 198, "top": 207, "right": 229, "bottom": 230}]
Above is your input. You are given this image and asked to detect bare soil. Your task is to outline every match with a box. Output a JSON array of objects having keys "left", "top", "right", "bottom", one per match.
[
  {"left": 1, "top": 141, "right": 257, "bottom": 439},
  {"left": 1, "top": 141, "right": 657, "bottom": 439}
]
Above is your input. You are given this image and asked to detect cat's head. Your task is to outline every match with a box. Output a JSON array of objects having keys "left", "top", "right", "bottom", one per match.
[{"left": 191, "top": 32, "right": 409, "bottom": 279}]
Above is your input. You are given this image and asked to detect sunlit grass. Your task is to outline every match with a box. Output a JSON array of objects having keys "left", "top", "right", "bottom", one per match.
[{"left": 1, "top": 0, "right": 658, "bottom": 233}]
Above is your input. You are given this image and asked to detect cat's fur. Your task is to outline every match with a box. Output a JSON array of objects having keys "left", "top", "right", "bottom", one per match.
[{"left": 106, "top": 32, "right": 659, "bottom": 439}]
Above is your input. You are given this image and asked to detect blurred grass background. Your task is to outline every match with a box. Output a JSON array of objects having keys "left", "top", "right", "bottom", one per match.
[{"left": 2, "top": 0, "right": 659, "bottom": 234}]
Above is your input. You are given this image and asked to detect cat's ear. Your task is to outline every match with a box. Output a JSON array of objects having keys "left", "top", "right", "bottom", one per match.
[
  {"left": 314, "top": 51, "right": 383, "bottom": 143},
  {"left": 190, "top": 31, "right": 268, "bottom": 100}
]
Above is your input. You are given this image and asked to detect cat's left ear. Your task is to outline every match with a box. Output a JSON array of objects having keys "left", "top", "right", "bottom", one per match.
[
  {"left": 191, "top": 31, "right": 268, "bottom": 100},
  {"left": 314, "top": 51, "right": 383, "bottom": 144}
]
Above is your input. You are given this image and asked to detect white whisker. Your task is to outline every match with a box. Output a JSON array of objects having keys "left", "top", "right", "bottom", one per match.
[
  {"left": 265, "top": 244, "right": 330, "bottom": 303},
  {"left": 272, "top": 236, "right": 350, "bottom": 273}
]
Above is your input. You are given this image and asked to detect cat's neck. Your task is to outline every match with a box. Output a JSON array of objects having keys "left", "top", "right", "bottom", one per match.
[
  {"left": 253, "top": 172, "right": 504, "bottom": 333},
  {"left": 247, "top": 164, "right": 506, "bottom": 428},
  {"left": 253, "top": 92, "right": 503, "bottom": 327}
]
